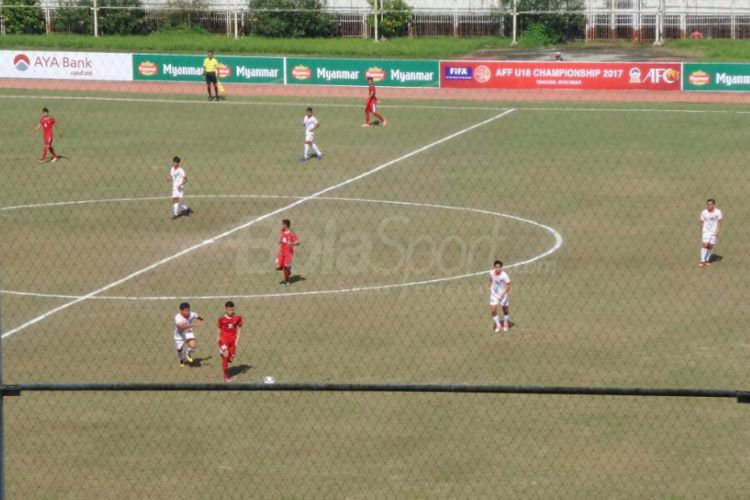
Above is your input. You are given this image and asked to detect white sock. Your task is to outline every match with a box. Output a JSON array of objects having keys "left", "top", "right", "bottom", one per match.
[
  {"left": 493, "top": 315, "right": 500, "bottom": 326},
  {"left": 700, "top": 248, "right": 708, "bottom": 262},
  {"left": 504, "top": 315, "right": 511, "bottom": 324},
  {"left": 304, "top": 144, "right": 310, "bottom": 158},
  {"left": 179, "top": 201, "right": 188, "bottom": 212},
  {"left": 312, "top": 143, "right": 322, "bottom": 156},
  {"left": 172, "top": 202, "right": 180, "bottom": 216},
  {"left": 706, "top": 248, "right": 712, "bottom": 261}
]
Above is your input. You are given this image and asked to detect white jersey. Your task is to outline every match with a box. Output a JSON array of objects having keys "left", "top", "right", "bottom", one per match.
[
  {"left": 489, "top": 270, "right": 511, "bottom": 297},
  {"left": 700, "top": 208, "right": 722, "bottom": 236},
  {"left": 304, "top": 115, "right": 318, "bottom": 135},
  {"left": 170, "top": 167, "right": 186, "bottom": 192},
  {"left": 174, "top": 311, "right": 199, "bottom": 337}
]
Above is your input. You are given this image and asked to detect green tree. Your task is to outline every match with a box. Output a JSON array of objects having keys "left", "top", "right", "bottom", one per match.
[
  {"left": 505, "top": 0, "right": 585, "bottom": 43},
  {"left": 55, "top": 0, "right": 94, "bottom": 35},
  {"left": 248, "top": 0, "right": 336, "bottom": 38},
  {"left": 368, "top": 0, "right": 411, "bottom": 38},
  {"left": 1, "top": 0, "right": 45, "bottom": 34},
  {"left": 158, "top": 0, "right": 209, "bottom": 31},
  {"left": 100, "top": 0, "right": 147, "bottom": 35}
]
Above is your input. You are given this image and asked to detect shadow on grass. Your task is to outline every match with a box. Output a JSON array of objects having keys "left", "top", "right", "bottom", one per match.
[
  {"left": 188, "top": 356, "right": 212, "bottom": 368},
  {"left": 229, "top": 364, "right": 252, "bottom": 378}
]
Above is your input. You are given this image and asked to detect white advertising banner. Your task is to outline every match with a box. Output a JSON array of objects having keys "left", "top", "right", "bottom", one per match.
[{"left": 0, "top": 50, "right": 133, "bottom": 81}]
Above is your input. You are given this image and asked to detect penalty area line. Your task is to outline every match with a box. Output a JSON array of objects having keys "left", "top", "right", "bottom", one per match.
[{"left": 1, "top": 108, "right": 516, "bottom": 340}]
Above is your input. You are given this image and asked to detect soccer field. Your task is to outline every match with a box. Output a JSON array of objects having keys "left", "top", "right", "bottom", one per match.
[{"left": 1, "top": 90, "right": 748, "bottom": 498}]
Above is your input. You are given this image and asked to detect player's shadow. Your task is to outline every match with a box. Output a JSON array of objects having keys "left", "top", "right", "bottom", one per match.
[
  {"left": 279, "top": 275, "right": 306, "bottom": 285},
  {"left": 709, "top": 254, "right": 723, "bottom": 263},
  {"left": 189, "top": 356, "right": 212, "bottom": 368},
  {"left": 229, "top": 364, "right": 252, "bottom": 377}
]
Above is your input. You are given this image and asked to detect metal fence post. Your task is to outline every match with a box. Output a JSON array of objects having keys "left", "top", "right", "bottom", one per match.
[
  {"left": 233, "top": 6, "right": 239, "bottom": 39},
  {"left": 654, "top": 0, "right": 663, "bottom": 45},
  {"left": 510, "top": 0, "right": 517, "bottom": 45},
  {"left": 44, "top": 5, "right": 50, "bottom": 34},
  {"left": 93, "top": 0, "right": 98, "bottom": 37},
  {"left": 373, "top": 0, "right": 379, "bottom": 41},
  {"left": 0, "top": 271, "right": 5, "bottom": 500}
]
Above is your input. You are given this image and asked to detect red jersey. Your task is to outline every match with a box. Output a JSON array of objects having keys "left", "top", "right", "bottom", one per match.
[
  {"left": 368, "top": 82, "right": 377, "bottom": 102},
  {"left": 218, "top": 314, "right": 243, "bottom": 340},
  {"left": 39, "top": 116, "right": 56, "bottom": 138},
  {"left": 279, "top": 229, "right": 298, "bottom": 256}
]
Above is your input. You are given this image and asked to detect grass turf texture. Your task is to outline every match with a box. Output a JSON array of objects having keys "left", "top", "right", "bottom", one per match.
[
  {"left": 1, "top": 90, "right": 748, "bottom": 498},
  {"left": 0, "top": 33, "right": 514, "bottom": 58},
  {"left": 5, "top": 33, "right": 750, "bottom": 61}
]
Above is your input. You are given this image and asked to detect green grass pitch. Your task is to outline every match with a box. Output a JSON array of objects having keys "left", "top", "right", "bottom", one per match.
[{"left": 0, "top": 90, "right": 748, "bottom": 498}]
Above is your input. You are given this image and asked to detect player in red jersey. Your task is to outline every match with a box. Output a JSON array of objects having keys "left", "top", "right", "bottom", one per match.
[
  {"left": 31, "top": 107, "right": 63, "bottom": 163},
  {"left": 362, "top": 76, "right": 387, "bottom": 128},
  {"left": 276, "top": 218, "right": 299, "bottom": 287},
  {"left": 217, "top": 300, "right": 243, "bottom": 382}
]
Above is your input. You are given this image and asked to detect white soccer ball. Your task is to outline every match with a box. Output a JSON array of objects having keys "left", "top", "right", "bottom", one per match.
[{"left": 263, "top": 376, "right": 276, "bottom": 384}]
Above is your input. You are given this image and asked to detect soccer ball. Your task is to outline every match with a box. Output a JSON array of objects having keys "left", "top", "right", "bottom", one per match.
[{"left": 263, "top": 376, "right": 276, "bottom": 384}]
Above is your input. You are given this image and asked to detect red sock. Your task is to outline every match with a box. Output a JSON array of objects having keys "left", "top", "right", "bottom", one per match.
[
  {"left": 365, "top": 111, "right": 370, "bottom": 124},
  {"left": 222, "top": 356, "right": 229, "bottom": 378},
  {"left": 283, "top": 268, "right": 291, "bottom": 281},
  {"left": 41, "top": 145, "right": 48, "bottom": 160},
  {"left": 49, "top": 146, "right": 57, "bottom": 158},
  {"left": 375, "top": 113, "right": 385, "bottom": 122}
]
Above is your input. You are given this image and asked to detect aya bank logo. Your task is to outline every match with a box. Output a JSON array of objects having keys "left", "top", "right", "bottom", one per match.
[{"left": 13, "top": 54, "right": 31, "bottom": 71}]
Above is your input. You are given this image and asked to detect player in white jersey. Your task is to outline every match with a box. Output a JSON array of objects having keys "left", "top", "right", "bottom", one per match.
[
  {"left": 699, "top": 198, "right": 723, "bottom": 268},
  {"left": 174, "top": 302, "right": 204, "bottom": 367},
  {"left": 300, "top": 107, "right": 322, "bottom": 161},
  {"left": 166, "top": 156, "right": 193, "bottom": 220},
  {"left": 489, "top": 260, "right": 512, "bottom": 333}
]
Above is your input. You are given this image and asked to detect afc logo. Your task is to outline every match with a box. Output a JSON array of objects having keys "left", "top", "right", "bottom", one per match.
[{"left": 629, "top": 67, "right": 680, "bottom": 85}]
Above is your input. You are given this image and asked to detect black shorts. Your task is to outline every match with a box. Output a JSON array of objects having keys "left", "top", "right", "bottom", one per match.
[{"left": 205, "top": 72, "right": 218, "bottom": 84}]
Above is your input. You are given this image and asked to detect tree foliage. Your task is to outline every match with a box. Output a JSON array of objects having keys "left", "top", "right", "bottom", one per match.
[{"left": 248, "top": 0, "right": 337, "bottom": 38}]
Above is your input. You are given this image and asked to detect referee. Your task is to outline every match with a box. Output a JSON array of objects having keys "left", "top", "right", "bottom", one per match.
[{"left": 203, "top": 50, "right": 221, "bottom": 101}]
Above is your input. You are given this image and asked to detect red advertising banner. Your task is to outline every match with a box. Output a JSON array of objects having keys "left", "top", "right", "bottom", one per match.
[{"left": 440, "top": 61, "right": 682, "bottom": 90}]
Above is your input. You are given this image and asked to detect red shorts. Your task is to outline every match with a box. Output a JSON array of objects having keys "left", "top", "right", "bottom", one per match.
[
  {"left": 43, "top": 136, "right": 54, "bottom": 146},
  {"left": 276, "top": 253, "right": 293, "bottom": 270},
  {"left": 219, "top": 336, "right": 236, "bottom": 358},
  {"left": 365, "top": 98, "right": 377, "bottom": 113}
]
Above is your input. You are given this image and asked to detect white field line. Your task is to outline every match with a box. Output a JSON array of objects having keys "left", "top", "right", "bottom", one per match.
[
  {"left": 1, "top": 195, "right": 563, "bottom": 301},
  {"left": 0, "top": 194, "right": 287, "bottom": 212},
  {"left": 1, "top": 108, "right": 516, "bottom": 339},
  {"left": 0, "top": 93, "right": 507, "bottom": 112},
  {"left": 1, "top": 93, "right": 745, "bottom": 114}
]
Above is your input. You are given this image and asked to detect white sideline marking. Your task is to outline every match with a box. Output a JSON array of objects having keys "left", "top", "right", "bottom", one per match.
[
  {"left": 1, "top": 109, "right": 516, "bottom": 339},
  {"left": 1, "top": 194, "right": 563, "bottom": 301},
  {"left": 0, "top": 93, "right": 507, "bottom": 112},
  {"left": 1, "top": 93, "right": 744, "bottom": 114}
]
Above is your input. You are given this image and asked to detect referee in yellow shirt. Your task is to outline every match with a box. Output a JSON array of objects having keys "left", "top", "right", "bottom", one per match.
[{"left": 203, "top": 50, "right": 221, "bottom": 101}]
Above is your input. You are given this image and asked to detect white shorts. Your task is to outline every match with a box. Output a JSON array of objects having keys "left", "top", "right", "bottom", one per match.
[
  {"left": 702, "top": 234, "right": 717, "bottom": 246},
  {"left": 173, "top": 330, "right": 195, "bottom": 350},
  {"left": 490, "top": 294, "right": 509, "bottom": 307},
  {"left": 305, "top": 132, "right": 314, "bottom": 143},
  {"left": 171, "top": 190, "right": 184, "bottom": 200}
]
